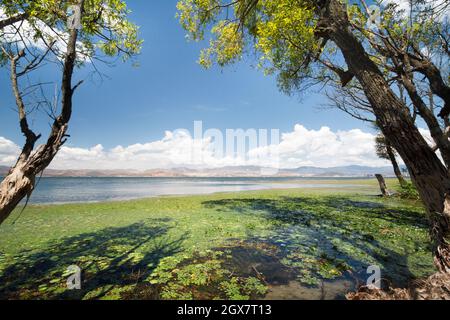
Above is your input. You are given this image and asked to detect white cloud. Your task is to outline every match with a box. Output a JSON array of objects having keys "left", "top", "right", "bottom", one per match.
[
  {"left": 0, "top": 124, "right": 402, "bottom": 170},
  {"left": 0, "top": 137, "right": 20, "bottom": 166},
  {"left": 249, "top": 125, "right": 388, "bottom": 168},
  {"left": 1, "top": 124, "right": 443, "bottom": 171}
]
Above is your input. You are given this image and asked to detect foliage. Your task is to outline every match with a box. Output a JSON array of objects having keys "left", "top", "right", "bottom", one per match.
[
  {"left": 347, "top": 0, "right": 449, "bottom": 83},
  {"left": 150, "top": 250, "right": 267, "bottom": 300},
  {"left": 220, "top": 277, "right": 267, "bottom": 300},
  {"left": 0, "top": 180, "right": 435, "bottom": 299},
  {"left": 375, "top": 133, "right": 392, "bottom": 161},
  {"left": 177, "top": 0, "right": 322, "bottom": 93},
  {"left": 396, "top": 182, "right": 420, "bottom": 201},
  {"left": 177, "top": 0, "right": 449, "bottom": 99},
  {"left": 1, "top": 0, "right": 142, "bottom": 61}
]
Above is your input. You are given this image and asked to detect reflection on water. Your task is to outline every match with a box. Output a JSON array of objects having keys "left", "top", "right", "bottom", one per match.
[{"left": 27, "top": 177, "right": 365, "bottom": 204}]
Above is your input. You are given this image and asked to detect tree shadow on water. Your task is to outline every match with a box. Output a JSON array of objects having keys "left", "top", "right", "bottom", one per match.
[
  {"left": 203, "top": 196, "right": 433, "bottom": 288},
  {"left": 0, "top": 219, "right": 187, "bottom": 299}
]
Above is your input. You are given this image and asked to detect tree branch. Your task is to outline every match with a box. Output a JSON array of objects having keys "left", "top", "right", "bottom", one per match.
[{"left": 0, "top": 12, "right": 29, "bottom": 30}]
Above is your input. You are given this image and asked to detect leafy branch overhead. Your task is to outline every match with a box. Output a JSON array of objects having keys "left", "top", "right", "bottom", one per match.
[
  {"left": 177, "top": 0, "right": 448, "bottom": 94},
  {"left": 1, "top": 0, "right": 143, "bottom": 62},
  {"left": 177, "top": 0, "right": 321, "bottom": 92}
]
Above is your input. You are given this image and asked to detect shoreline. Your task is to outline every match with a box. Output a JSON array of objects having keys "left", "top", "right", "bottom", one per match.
[{"left": 21, "top": 178, "right": 388, "bottom": 206}]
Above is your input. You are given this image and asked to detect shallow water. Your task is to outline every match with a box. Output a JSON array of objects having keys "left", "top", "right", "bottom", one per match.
[
  {"left": 25, "top": 177, "right": 366, "bottom": 204},
  {"left": 264, "top": 279, "right": 355, "bottom": 300},
  {"left": 220, "top": 243, "right": 360, "bottom": 300}
]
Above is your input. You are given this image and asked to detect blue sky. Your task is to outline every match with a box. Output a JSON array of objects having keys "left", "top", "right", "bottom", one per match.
[
  {"left": 0, "top": 0, "right": 370, "bottom": 150},
  {"left": 4, "top": 1, "right": 420, "bottom": 170}
]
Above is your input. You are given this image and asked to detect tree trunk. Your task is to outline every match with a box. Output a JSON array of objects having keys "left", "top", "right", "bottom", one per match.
[
  {"left": 0, "top": 1, "right": 83, "bottom": 225},
  {"left": 0, "top": 125, "right": 68, "bottom": 224},
  {"left": 375, "top": 174, "right": 389, "bottom": 197},
  {"left": 385, "top": 144, "right": 408, "bottom": 187},
  {"left": 0, "top": 162, "right": 34, "bottom": 225},
  {"left": 323, "top": 0, "right": 450, "bottom": 273}
]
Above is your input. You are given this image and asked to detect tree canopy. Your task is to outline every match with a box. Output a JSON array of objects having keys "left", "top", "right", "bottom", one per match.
[
  {"left": 1, "top": 0, "right": 142, "bottom": 63},
  {"left": 177, "top": 0, "right": 448, "bottom": 94}
]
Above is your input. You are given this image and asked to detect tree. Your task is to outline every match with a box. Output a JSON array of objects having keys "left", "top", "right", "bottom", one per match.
[
  {"left": 0, "top": 0, "right": 142, "bottom": 224},
  {"left": 353, "top": 0, "right": 450, "bottom": 169},
  {"left": 325, "top": 1, "right": 450, "bottom": 172},
  {"left": 177, "top": 0, "right": 450, "bottom": 273}
]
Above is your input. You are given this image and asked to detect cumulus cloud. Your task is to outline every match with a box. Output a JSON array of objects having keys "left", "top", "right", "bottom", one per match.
[
  {"left": 0, "top": 137, "right": 20, "bottom": 166},
  {"left": 252, "top": 125, "right": 388, "bottom": 168},
  {"left": 0, "top": 124, "right": 410, "bottom": 170},
  {"left": 1, "top": 124, "right": 443, "bottom": 171}
]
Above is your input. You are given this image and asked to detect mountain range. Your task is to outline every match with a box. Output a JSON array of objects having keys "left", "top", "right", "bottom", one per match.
[{"left": 0, "top": 165, "right": 400, "bottom": 178}]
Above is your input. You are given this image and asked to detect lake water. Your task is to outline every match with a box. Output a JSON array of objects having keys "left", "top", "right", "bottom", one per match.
[{"left": 23, "top": 177, "right": 366, "bottom": 204}]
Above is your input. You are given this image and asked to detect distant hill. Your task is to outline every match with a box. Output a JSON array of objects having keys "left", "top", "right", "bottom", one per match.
[
  {"left": 0, "top": 164, "right": 400, "bottom": 178},
  {"left": 283, "top": 165, "right": 398, "bottom": 177}
]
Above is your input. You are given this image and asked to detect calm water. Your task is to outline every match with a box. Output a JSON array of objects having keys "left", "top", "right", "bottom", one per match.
[{"left": 21, "top": 177, "right": 365, "bottom": 204}]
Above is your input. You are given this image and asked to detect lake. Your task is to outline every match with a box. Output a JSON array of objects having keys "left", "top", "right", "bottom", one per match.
[{"left": 23, "top": 177, "right": 368, "bottom": 204}]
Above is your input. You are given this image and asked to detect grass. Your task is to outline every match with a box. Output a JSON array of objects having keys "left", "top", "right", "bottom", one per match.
[{"left": 0, "top": 178, "right": 436, "bottom": 300}]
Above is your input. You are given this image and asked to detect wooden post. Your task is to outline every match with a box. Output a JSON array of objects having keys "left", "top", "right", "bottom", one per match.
[{"left": 375, "top": 174, "right": 389, "bottom": 197}]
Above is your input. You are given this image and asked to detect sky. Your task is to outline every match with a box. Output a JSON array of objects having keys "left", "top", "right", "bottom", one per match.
[{"left": 0, "top": 0, "right": 435, "bottom": 170}]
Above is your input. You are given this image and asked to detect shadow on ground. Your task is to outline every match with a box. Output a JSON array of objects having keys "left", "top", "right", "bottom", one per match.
[
  {"left": 0, "top": 219, "right": 187, "bottom": 299},
  {"left": 203, "top": 196, "right": 433, "bottom": 289},
  {"left": 0, "top": 196, "right": 434, "bottom": 300}
]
